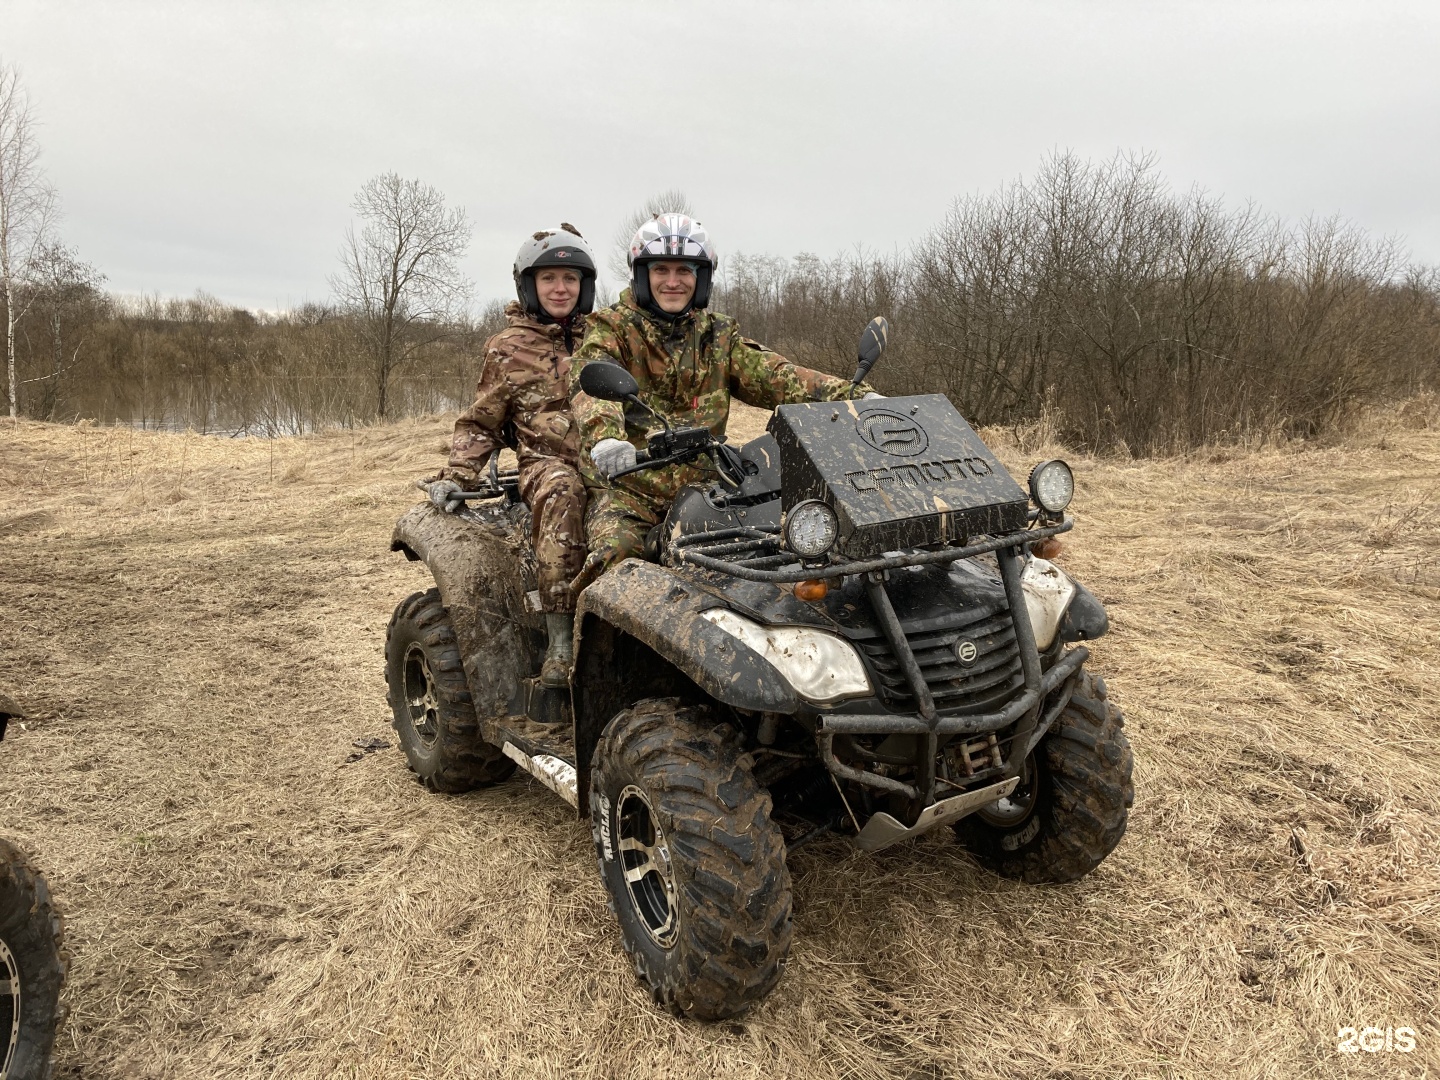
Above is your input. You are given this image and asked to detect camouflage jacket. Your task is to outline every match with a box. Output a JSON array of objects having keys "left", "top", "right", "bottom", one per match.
[
  {"left": 446, "top": 302, "right": 586, "bottom": 478},
  {"left": 569, "top": 289, "right": 870, "bottom": 502}
]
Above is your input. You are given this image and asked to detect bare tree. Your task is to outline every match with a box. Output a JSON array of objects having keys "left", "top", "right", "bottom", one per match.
[
  {"left": 0, "top": 62, "right": 57, "bottom": 419},
  {"left": 19, "top": 241, "right": 105, "bottom": 419},
  {"left": 608, "top": 189, "right": 694, "bottom": 284},
  {"left": 330, "top": 172, "right": 471, "bottom": 418}
]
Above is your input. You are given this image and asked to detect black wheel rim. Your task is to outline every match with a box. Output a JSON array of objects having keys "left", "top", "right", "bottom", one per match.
[
  {"left": 1, "top": 936, "right": 19, "bottom": 1080},
  {"left": 402, "top": 642, "right": 440, "bottom": 749},
  {"left": 616, "top": 785, "right": 679, "bottom": 948},
  {"left": 978, "top": 752, "right": 1039, "bottom": 827}
]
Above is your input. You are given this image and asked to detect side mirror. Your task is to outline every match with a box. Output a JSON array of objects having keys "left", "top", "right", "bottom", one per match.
[
  {"left": 578, "top": 361, "right": 640, "bottom": 402},
  {"left": 852, "top": 316, "right": 889, "bottom": 385}
]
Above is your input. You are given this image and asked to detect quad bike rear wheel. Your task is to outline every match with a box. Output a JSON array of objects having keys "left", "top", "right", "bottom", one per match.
[
  {"left": 385, "top": 589, "right": 515, "bottom": 793},
  {"left": 953, "top": 669, "right": 1133, "bottom": 884},
  {"left": 590, "top": 699, "right": 792, "bottom": 1020},
  {"left": 0, "top": 838, "right": 67, "bottom": 1080}
]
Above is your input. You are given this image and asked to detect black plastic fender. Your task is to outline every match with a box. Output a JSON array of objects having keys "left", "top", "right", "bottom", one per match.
[
  {"left": 1057, "top": 580, "right": 1109, "bottom": 643},
  {"left": 574, "top": 560, "right": 799, "bottom": 717},
  {"left": 390, "top": 503, "right": 537, "bottom": 722}
]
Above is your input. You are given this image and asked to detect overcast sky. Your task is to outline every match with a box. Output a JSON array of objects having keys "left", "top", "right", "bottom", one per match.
[{"left": 5, "top": 1, "right": 1438, "bottom": 311}]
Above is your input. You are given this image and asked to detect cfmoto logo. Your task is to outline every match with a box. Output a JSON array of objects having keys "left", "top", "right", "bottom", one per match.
[
  {"left": 955, "top": 640, "right": 979, "bottom": 665},
  {"left": 857, "top": 410, "right": 928, "bottom": 457}
]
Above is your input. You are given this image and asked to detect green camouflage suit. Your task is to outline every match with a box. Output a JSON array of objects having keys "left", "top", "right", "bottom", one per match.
[{"left": 569, "top": 288, "right": 871, "bottom": 585}]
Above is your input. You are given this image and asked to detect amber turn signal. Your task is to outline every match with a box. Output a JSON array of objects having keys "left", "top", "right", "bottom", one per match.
[
  {"left": 794, "top": 579, "right": 828, "bottom": 602},
  {"left": 1032, "top": 537, "right": 1064, "bottom": 561}
]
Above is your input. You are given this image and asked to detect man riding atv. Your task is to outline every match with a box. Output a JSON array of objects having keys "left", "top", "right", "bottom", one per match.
[
  {"left": 569, "top": 212, "right": 877, "bottom": 587},
  {"left": 388, "top": 214, "right": 1132, "bottom": 1021},
  {"left": 425, "top": 224, "right": 595, "bottom": 687}
]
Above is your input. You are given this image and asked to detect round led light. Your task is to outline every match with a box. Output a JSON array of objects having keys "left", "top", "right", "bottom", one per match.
[
  {"left": 784, "top": 500, "right": 839, "bottom": 558},
  {"left": 1028, "top": 459, "right": 1074, "bottom": 513}
]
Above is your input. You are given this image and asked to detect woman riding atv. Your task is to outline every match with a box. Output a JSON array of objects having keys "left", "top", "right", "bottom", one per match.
[{"left": 426, "top": 225, "right": 595, "bottom": 688}]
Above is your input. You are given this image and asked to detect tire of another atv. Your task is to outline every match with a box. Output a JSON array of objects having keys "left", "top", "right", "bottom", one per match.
[
  {"left": 953, "top": 669, "right": 1134, "bottom": 884},
  {"left": 1, "top": 838, "right": 67, "bottom": 1080},
  {"left": 590, "top": 699, "right": 793, "bottom": 1020},
  {"left": 385, "top": 589, "right": 515, "bottom": 793}
]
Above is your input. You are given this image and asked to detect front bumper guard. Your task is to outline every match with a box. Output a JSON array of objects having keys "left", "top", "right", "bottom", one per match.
[{"left": 817, "top": 644, "right": 1088, "bottom": 803}]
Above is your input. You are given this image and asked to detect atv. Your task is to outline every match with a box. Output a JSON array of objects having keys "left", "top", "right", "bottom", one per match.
[
  {"left": 1, "top": 693, "right": 68, "bottom": 1080},
  {"left": 386, "top": 318, "right": 1133, "bottom": 1020}
]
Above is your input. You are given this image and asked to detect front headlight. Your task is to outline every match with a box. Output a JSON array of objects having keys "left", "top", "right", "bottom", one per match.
[
  {"left": 1028, "top": 459, "right": 1074, "bottom": 513},
  {"left": 783, "top": 499, "right": 839, "bottom": 558},
  {"left": 700, "top": 609, "right": 871, "bottom": 704}
]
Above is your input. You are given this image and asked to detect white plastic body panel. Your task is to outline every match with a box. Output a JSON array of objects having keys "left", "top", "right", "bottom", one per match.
[{"left": 1020, "top": 556, "right": 1076, "bottom": 650}]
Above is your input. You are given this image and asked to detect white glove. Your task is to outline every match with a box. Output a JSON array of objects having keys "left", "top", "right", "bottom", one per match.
[
  {"left": 427, "top": 479, "right": 465, "bottom": 513},
  {"left": 590, "top": 438, "right": 637, "bottom": 479},
  {"left": 862, "top": 392, "right": 885, "bottom": 400}
]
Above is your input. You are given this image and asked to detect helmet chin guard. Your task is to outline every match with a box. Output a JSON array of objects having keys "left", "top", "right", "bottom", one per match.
[
  {"left": 514, "top": 223, "right": 597, "bottom": 319},
  {"left": 627, "top": 213, "right": 716, "bottom": 319}
]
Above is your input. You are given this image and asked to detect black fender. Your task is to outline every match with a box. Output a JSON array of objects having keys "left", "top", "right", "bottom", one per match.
[
  {"left": 571, "top": 560, "right": 800, "bottom": 813},
  {"left": 1057, "top": 580, "right": 1109, "bottom": 643},
  {"left": 574, "top": 560, "right": 799, "bottom": 718},
  {"left": 390, "top": 503, "right": 537, "bottom": 722}
]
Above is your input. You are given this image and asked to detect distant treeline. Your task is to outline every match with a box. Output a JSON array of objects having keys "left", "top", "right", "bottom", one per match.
[
  {"left": 717, "top": 154, "right": 1440, "bottom": 453},
  {"left": 4, "top": 153, "right": 1437, "bottom": 451},
  {"left": 2, "top": 283, "right": 507, "bottom": 435}
]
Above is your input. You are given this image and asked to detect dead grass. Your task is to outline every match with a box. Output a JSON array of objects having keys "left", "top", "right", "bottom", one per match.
[{"left": 1, "top": 400, "right": 1437, "bottom": 1079}]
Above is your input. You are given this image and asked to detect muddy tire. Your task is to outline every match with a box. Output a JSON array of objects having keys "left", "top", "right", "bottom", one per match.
[
  {"left": 1, "top": 838, "right": 67, "bottom": 1080},
  {"left": 590, "top": 699, "right": 792, "bottom": 1020},
  {"left": 385, "top": 589, "right": 515, "bottom": 793},
  {"left": 954, "top": 670, "right": 1133, "bottom": 884}
]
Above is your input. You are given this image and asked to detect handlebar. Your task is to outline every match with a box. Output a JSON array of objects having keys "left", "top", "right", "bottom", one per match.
[
  {"left": 413, "top": 474, "right": 519, "bottom": 502},
  {"left": 609, "top": 426, "right": 750, "bottom": 485}
]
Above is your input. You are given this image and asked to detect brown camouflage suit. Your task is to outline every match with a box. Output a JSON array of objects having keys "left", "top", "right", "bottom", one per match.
[
  {"left": 569, "top": 289, "right": 871, "bottom": 585},
  {"left": 444, "top": 302, "right": 586, "bottom": 612}
]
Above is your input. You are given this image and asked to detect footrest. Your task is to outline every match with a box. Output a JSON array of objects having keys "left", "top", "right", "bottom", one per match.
[
  {"left": 502, "top": 742, "right": 579, "bottom": 808},
  {"left": 521, "top": 678, "right": 571, "bottom": 727}
]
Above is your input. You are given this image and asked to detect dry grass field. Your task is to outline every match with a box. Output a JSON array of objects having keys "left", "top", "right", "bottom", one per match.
[{"left": 2, "top": 397, "right": 1438, "bottom": 1079}]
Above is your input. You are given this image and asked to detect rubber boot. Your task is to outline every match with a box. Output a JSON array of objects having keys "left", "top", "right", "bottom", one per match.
[{"left": 540, "top": 612, "right": 574, "bottom": 689}]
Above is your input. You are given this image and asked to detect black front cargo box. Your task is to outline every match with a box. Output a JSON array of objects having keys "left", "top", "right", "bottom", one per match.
[{"left": 768, "top": 395, "right": 1029, "bottom": 558}]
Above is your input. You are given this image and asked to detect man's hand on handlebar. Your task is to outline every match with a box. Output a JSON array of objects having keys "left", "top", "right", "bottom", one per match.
[
  {"left": 591, "top": 438, "right": 638, "bottom": 480},
  {"left": 589, "top": 426, "right": 741, "bottom": 484}
]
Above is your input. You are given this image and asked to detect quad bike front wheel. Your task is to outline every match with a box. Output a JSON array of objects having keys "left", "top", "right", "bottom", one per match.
[
  {"left": 589, "top": 699, "right": 793, "bottom": 1020},
  {"left": 953, "top": 669, "right": 1134, "bottom": 884},
  {"left": 385, "top": 589, "right": 515, "bottom": 793},
  {"left": 0, "top": 838, "right": 67, "bottom": 1080}
]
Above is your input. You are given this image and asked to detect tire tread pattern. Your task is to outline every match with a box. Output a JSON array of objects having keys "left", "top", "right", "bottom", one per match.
[
  {"left": 957, "top": 668, "right": 1134, "bottom": 884},
  {"left": 385, "top": 589, "right": 514, "bottom": 793},
  {"left": 591, "top": 699, "right": 793, "bottom": 1020},
  {"left": 0, "top": 836, "right": 67, "bottom": 1080}
]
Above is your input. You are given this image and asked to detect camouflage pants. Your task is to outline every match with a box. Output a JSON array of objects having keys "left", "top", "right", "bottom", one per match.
[
  {"left": 572, "top": 485, "right": 667, "bottom": 594},
  {"left": 519, "top": 457, "right": 587, "bottom": 612}
]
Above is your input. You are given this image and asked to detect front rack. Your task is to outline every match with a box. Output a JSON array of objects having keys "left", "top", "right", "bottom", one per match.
[
  {"left": 669, "top": 515, "right": 1079, "bottom": 809},
  {"left": 668, "top": 516, "right": 1074, "bottom": 583}
]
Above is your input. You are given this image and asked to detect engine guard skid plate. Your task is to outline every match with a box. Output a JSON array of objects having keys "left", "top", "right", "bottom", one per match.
[{"left": 854, "top": 776, "right": 1019, "bottom": 853}]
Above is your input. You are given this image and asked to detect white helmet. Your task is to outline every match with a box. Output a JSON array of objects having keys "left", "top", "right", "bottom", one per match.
[
  {"left": 628, "top": 213, "right": 716, "bottom": 316},
  {"left": 513, "top": 223, "right": 597, "bottom": 318}
]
